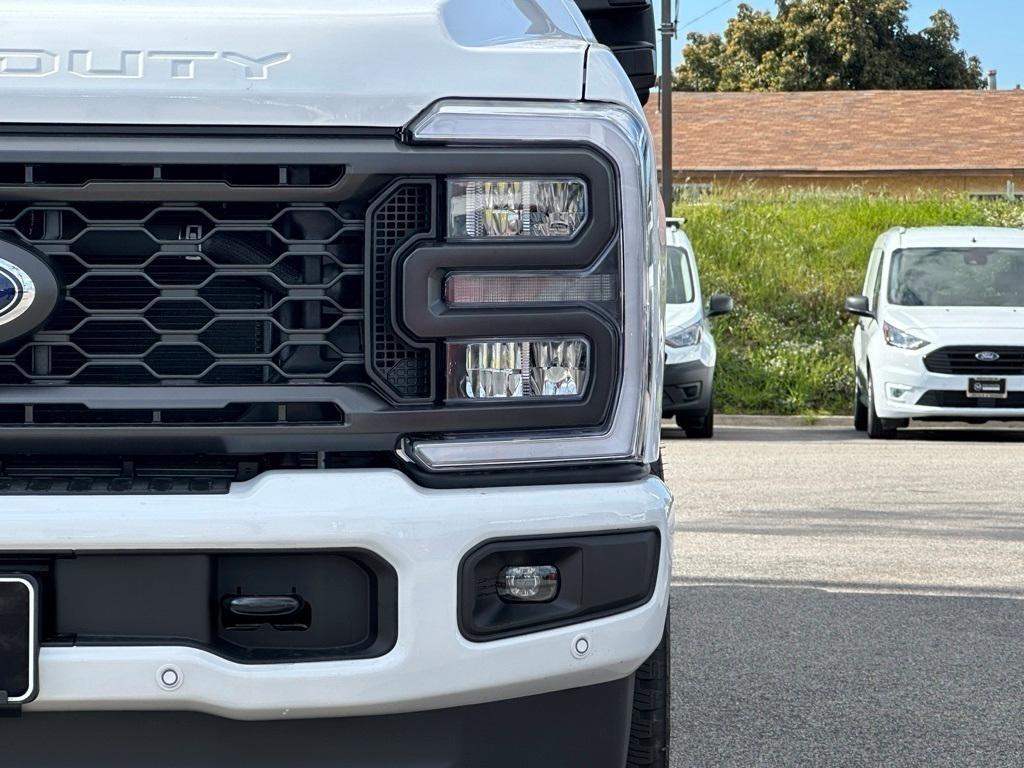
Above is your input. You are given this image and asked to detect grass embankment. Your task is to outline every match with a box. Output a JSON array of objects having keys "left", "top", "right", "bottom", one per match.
[{"left": 677, "top": 190, "right": 1024, "bottom": 415}]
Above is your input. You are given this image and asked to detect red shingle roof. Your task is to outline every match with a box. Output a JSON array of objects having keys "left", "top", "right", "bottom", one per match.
[{"left": 645, "top": 91, "right": 1024, "bottom": 174}]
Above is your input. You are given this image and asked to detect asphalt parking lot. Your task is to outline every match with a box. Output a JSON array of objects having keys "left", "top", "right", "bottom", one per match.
[{"left": 663, "top": 423, "right": 1024, "bottom": 767}]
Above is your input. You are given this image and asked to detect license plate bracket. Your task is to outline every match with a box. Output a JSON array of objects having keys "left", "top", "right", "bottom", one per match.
[
  {"left": 0, "top": 575, "right": 39, "bottom": 706},
  {"left": 967, "top": 377, "right": 1008, "bottom": 399}
]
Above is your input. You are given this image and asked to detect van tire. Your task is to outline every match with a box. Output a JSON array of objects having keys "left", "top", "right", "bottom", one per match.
[
  {"left": 854, "top": 382, "right": 868, "bottom": 432},
  {"left": 682, "top": 398, "right": 714, "bottom": 439},
  {"left": 866, "top": 373, "right": 898, "bottom": 439}
]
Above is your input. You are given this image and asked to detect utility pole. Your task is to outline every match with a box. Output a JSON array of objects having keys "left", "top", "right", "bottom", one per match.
[{"left": 660, "top": 1, "right": 676, "bottom": 215}]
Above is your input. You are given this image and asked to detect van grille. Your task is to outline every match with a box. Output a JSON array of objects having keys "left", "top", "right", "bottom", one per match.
[
  {"left": 923, "top": 347, "right": 1024, "bottom": 376},
  {"left": 916, "top": 390, "right": 1024, "bottom": 408}
]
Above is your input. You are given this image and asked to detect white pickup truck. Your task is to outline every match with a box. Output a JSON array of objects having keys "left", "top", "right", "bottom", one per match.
[{"left": 0, "top": 2, "right": 672, "bottom": 766}]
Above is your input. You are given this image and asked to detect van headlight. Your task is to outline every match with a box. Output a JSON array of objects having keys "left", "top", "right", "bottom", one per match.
[
  {"left": 666, "top": 322, "right": 702, "bottom": 349},
  {"left": 883, "top": 322, "right": 929, "bottom": 350}
]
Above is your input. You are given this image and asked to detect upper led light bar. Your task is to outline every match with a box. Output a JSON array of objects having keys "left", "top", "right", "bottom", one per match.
[{"left": 448, "top": 178, "right": 587, "bottom": 240}]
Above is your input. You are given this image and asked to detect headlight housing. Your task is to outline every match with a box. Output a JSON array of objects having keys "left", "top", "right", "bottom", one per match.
[
  {"left": 403, "top": 100, "right": 663, "bottom": 472},
  {"left": 666, "top": 321, "right": 702, "bottom": 349},
  {"left": 883, "top": 322, "right": 929, "bottom": 350}
]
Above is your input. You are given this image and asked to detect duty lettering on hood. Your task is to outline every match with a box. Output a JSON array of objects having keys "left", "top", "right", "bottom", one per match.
[{"left": 0, "top": 50, "right": 291, "bottom": 80}]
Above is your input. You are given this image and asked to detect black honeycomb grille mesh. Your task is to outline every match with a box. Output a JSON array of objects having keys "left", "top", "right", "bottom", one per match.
[
  {"left": 369, "top": 183, "right": 433, "bottom": 399},
  {"left": 0, "top": 202, "right": 367, "bottom": 386}
]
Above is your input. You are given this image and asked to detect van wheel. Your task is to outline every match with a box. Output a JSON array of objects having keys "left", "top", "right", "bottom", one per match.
[
  {"left": 854, "top": 382, "right": 868, "bottom": 432},
  {"left": 682, "top": 398, "right": 714, "bottom": 439},
  {"left": 866, "top": 373, "right": 897, "bottom": 439},
  {"left": 627, "top": 618, "right": 670, "bottom": 767}
]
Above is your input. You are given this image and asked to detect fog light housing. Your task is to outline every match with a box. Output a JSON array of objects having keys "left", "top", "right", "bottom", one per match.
[
  {"left": 447, "top": 338, "right": 589, "bottom": 400},
  {"left": 448, "top": 177, "right": 587, "bottom": 240},
  {"left": 886, "top": 383, "right": 914, "bottom": 402},
  {"left": 497, "top": 565, "right": 559, "bottom": 603}
]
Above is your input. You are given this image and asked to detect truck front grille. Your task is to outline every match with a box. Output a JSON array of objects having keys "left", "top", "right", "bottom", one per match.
[{"left": 0, "top": 197, "right": 366, "bottom": 386}]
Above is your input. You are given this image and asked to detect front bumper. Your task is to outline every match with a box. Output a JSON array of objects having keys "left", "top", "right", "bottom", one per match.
[
  {"left": 5, "top": 681, "right": 635, "bottom": 768},
  {"left": 871, "top": 362, "right": 1024, "bottom": 420},
  {"left": 662, "top": 358, "right": 714, "bottom": 417},
  {"left": 3, "top": 469, "right": 672, "bottom": 721}
]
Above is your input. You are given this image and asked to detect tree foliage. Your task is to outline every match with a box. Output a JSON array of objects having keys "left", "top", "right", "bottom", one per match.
[{"left": 674, "top": 0, "right": 984, "bottom": 91}]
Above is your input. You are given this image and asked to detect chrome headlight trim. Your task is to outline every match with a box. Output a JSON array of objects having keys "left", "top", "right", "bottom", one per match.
[{"left": 405, "top": 99, "right": 664, "bottom": 471}]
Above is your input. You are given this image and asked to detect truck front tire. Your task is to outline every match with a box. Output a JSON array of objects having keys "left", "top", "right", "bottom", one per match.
[{"left": 627, "top": 619, "right": 671, "bottom": 767}]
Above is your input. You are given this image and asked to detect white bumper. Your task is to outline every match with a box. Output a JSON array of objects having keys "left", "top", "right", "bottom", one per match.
[
  {"left": 871, "top": 338, "right": 1024, "bottom": 420},
  {"left": 4, "top": 470, "right": 672, "bottom": 720}
]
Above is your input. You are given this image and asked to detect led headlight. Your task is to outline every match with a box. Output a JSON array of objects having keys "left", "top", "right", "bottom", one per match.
[
  {"left": 448, "top": 178, "right": 587, "bottom": 240},
  {"left": 448, "top": 339, "right": 589, "bottom": 400},
  {"left": 882, "top": 322, "right": 929, "bottom": 350},
  {"left": 666, "top": 321, "right": 703, "bottom": 349},
  {"left": 407, "top": 100, "right": 662, "bottom": 472}
]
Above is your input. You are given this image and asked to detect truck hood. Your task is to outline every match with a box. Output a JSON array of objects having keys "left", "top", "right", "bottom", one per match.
[
  {"left": 887, "top": 306, "right": 1024, "bottom": 333},
  {"left": 0, "top": 0, "right": 590, "bottom": 128}
]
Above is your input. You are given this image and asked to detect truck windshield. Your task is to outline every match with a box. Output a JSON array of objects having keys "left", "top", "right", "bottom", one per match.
[
  {"left": 666, "top": 246, "right": 695, "bottom": 304},
  {"left": 888, "top": 247, "right": 1024, "bottom": 307}
]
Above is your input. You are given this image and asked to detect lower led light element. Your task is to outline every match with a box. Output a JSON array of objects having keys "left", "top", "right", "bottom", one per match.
[
  {"left": 497, "top": 565, "right": 560, "bottom": 603},
  {"left": 448, "top": 178, "right": 587, "bottom": 240},
  {"left": 448, "top": 339, "right": 589, "bottom": 400}
]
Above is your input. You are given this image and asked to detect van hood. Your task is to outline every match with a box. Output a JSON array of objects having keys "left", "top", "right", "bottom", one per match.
[
  {"left": 0, "top": 0, "right": 590, "bottom": 128},
  {"left": 887, "top": 306, "right": 1024, "bottom": 333},
  {"left": 665, "top": 303, "right": 702, "bottom": 333}
]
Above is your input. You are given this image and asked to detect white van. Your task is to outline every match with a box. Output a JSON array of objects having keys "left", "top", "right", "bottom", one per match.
[
  {"left": 662, "top": 221, "right": 733, "bottom": 437},
  {"left": 847, "top": 226, "right": 1024, "bottom": 438}
]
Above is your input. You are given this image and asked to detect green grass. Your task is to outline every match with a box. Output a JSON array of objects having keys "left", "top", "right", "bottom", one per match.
[{"left": 676, "top": 188, "right": 1024, "bottom": 415}]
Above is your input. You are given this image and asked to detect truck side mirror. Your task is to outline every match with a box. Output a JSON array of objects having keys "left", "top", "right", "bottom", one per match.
[
  {"left": 573, "top": 1, "right": 656, "bottom": 105},
  {"left": 845, "top": 295, "right": 873, "bottom": 318},
  {"left": 707, "top": 294, "right": 734, "bottom": 318}
]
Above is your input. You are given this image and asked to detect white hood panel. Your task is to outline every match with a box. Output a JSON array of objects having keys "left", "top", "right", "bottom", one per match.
[
  {"left": 0, "top": 0, "right": 589, "bottom": 127},
  {"left": 887, "top": 306, "right": 1024, "bottom": 333}
]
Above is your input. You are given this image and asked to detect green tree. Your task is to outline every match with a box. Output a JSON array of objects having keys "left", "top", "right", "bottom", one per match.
[{"left": 674, "top": 1, "right": 984, "bottom": 91}]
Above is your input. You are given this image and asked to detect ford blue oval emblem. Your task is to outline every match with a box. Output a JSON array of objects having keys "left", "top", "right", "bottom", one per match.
[
  {"left": 976, "top": 351, "right": 1001, "bottom": 362},
  {"left": 0, "top": 240, "right": 59, "bottom": 345},
  {"left": 0, "top": 260, "right": 32, "bottom": 322}
]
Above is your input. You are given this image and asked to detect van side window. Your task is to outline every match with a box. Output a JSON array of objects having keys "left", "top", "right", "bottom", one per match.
[
  {"left": 863, "top": 248, "right": 880, "bottom": 296},
  {"left": 871, "top": 255, "right": 885, "bottom": 311}
]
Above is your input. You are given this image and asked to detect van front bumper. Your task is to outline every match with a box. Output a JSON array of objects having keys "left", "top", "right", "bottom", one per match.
[
  {"left": 870, "top": 364, "right": 1024, "bottom": 420},
  {"left": 1, "top": 469, "right": 672, "bottom": 721},
  {"left": 662, "top": 359, "right": 714, "bottom": 418}
]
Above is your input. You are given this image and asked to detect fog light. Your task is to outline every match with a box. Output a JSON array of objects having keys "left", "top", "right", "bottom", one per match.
[
  {"left": 886, "top": 383, "right": 913, "bottom": 401},
  {"left": 497, "top": 565, "right": 559, "bottom": 603},
  {"left": 447, "top": 338, "right": 589, "bottom": 400},
  {"left": 448, "top": 178, "right": 587, "bottom": 240}
]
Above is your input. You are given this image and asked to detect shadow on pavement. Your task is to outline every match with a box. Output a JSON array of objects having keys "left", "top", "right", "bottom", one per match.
[{"left": 669, "top": 584, "right": 1024, "bottom": 768}]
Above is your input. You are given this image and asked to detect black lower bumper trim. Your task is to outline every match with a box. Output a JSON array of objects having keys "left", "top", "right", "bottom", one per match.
[
  {"left": 662, "top": 359, "right": 713, "bottom": 416},
  {"left": 2, "top": 679, "right": 633, "bottom": 768}
]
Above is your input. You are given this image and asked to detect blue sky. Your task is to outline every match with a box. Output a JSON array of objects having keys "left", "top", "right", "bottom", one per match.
[{"left": 656, "top": 1, "right": 1024, "bottom": 88}]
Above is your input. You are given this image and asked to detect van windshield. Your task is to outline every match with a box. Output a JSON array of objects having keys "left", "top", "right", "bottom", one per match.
[
  {"left": 666, "top": 246, "right": 695, "bottom": 304},
  {"left": 888, "top": 247, "right": 1024, "bottom": 307}
]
